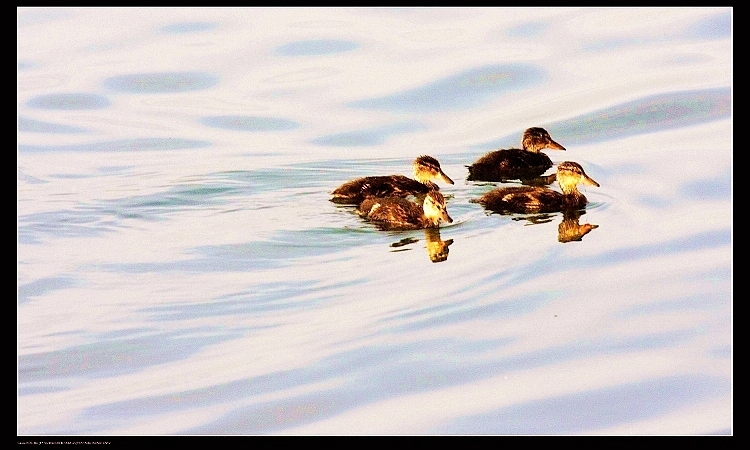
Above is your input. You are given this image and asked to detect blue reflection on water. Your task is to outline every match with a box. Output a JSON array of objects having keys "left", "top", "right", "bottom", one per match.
[
  {"left": 18, "top": 116, "right": 88, "bottom": 134},
  {"left": 275, "top": 39, "right": 360, "bottom": 56},
  {"left": 18, "top": 60, "right": 37, "bottom": 71},
  {"left": 160, "top": 21, "right": 217, "bottom": 34},
  {"left": 311, "top": 122, "right": 426, "bottom": 147},
  {"left": 475, "top": 87, "right": 731, "bottom": 150},
  {"left": 348, "top": 63, "right": 546, "bottom": 113},
  {"left": 18, "top": 329, "right": 237, "bottom": 383},
  {"left": 683, "top": 10, "right": 732, "bottom": 40},
  {"left": 18, "top": 276, "right": 79, "bottom": 305},
  {"left": 69, "top": 327, "right": 706, "bottom": 434},
  {"left": 18, "top": 138, "right": 211, "bottom": 153},
  {"left": 26, "top": 93, "right": 111, "bottom": 110},
  {"left": 437, "top": 374, "right": 729, "bottom": 434},
  {"left": 506, "top": 21, "right": 549, "bottom": 38},
  {"left": 17, "top": 7, "right": 72, "bottom": 26},
  {"left": 581, "top": 11, "right": 731, "bottom": 53},
  {"left": 679, "top": 166, "right": 732, "bottom": 201},
  {"left": 104, "top": 72, "right": 219, "bottom": 93},
  {"left": 200, "top": 115, "right": 300, "bottom": 132}
]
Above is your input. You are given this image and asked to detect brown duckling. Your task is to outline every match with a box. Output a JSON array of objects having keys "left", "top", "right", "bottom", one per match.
[
  {"left": 358, "top": 190, "right": 453, "bottom": 230},
  {"left": 331, "top": 155, "right": 454, "bottom": 204},
  {"left": 471, "top": 161, "right": 599, "bottom": 213},
  {"left": 467, "top": 127, "right": 566, "bottom": 182}
]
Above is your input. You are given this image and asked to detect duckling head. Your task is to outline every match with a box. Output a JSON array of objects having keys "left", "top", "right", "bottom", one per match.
[
  {"left": 522, "top": 127, "right": 566, "bottom": 153},
  {"left": 422, "top": 190, "right": 453, "bottom": 226},
  {"left": 413, "top": 155, "right": 454, "bottom": 185},
  {"left": 556, "top": 161, "right": 599, "bottom": 194}
]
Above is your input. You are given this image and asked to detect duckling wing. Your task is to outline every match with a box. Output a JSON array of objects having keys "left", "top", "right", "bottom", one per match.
[
  {"left": 477, "top": 186, "right": 563, "bottom": 213},
  {"left": 332, "top": 175, "right": 427, "bottom": 203},
  {"left": 467, "top": 149, "right": 553, "bottom": 181},
  {"left": 358, "top": 197, "right": 424, "bottom": 229}
]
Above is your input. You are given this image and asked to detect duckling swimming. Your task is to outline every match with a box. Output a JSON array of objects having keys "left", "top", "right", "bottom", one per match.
[
  {"left": 358, "top": 190, "right": 453, "bottom": 230},
  {"left": 471, "top": 161, "right": 599, "bottom": 214},
  {"left": 467, "top": 127, "right": 566, "bottom": 182},
  {"left": 331, "top": 155, "right": 454, "bottom": 204}
]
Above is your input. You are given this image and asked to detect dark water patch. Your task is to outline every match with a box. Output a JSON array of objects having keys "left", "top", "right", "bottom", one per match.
[
  {"left": 104, "top": 72, "right": 219, "bottom": 93},
  {"left": 217, "top": 165, "right": 358, "bottom": 193},
  {"left": 549, "top": 88, "right": 731, "bottom": 146},
  {"left": 18, "top": 116, "right": 88, "bottom": 133},
  {"left": 160, "top": 21, "right": 218, "bottom": 34},
  {"left": 200, "top": 115, "right": 299, "bottom": 132},
  {"left": 18, "top": 329, "right": 237, "bottom": 383},
  {"left": 26, "top": 93, "right": 110, "bottom": 110},
  {"left": 311, "top": 122, "right": 426, "bottom": 147},
  {"left": 275, "top": 39, "right": 359, "bottom": 56},
  {"left": 682, "top": 10, "right": 732, "bottom": 40},
  {"left": 348, "top": 63, "right": 546, "bottom": 113},
  {"left": 19, "top": 165, "right": 332, "bottom": 244},
  {"left": 113, "top": 184, "right": 240, "bottom": 211},
  {"left": 18, "top": 137, "right": 211, "bottom": 153},
  {"left": 18, "top": 276, "right": 79, "bottom": 305},
  {"left": 473, "top": 88, "right": 731, "bottom": 150},
  {"left": 19, "top": 182, "right": 236, "bottom": 243},
  {"left": 436, "top": 373, "right": 729, "bottom": 434},
  {"left": 18, "top": 209, "right": 120, "bottom": 244}
]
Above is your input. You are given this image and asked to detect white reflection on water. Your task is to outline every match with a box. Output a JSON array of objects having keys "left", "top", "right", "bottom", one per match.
[{"left": 18, "top": 7, "right": 731, "bottom": 435}]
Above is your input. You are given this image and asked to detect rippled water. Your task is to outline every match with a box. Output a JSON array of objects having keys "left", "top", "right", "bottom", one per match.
[{"left": 18, "top": 7, "right": 732, "bottom": 435}]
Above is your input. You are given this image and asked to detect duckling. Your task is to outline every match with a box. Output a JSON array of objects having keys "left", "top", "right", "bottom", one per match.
[
  {"left": 467, "top": 127, "right": 566, "bottom": 182},
  {"left": 331, "top": 155, "right": 454, "bottom": 204},
  {"left": 471, "top": 161, "right": 599, "bottom": 214},
  {"left": 358, "top": 190, "right": 453, "bottom": 230}
]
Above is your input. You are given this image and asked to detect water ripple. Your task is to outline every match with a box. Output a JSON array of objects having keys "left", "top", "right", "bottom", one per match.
[
  {"left": 26, "top": 93, "right": 111, "bottom": 110},
  {"left": 348, "top": 63, "right": 546, "bottom": 113},
  {"left": 275, "top": 39, "right": 360, "bottom": 56},
  {"left": 104, "top": 72, "right": 219, "bottom": 93},
  {"left": 200, "top": 115, "right": 299, "bottom": 132}
]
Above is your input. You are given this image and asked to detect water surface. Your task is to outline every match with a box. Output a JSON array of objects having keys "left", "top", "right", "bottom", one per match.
[{"left": 18, "top": 7, "right": 732, "bottom": 435}]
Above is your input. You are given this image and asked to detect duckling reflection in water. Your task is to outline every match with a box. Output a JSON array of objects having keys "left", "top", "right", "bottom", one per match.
[
  {"left": 424, "top": 227, "right": 453, "bottom": 262},
  {"left": 331, "top": 155, "right": 454, "bottom": 204},
  {"left": 471, "top": 161, "right": 599, "bottom": 214},
  {"left": 467, "top": 127, "right": 566, "bottom": 182},
  {"left": 358, "top": 190, "right": 452, "bottom": 231},
  {"left": 388, "top": 228, "right": 454, "bottom": 262},
  {"left": 558, "top": 209, "right": 598, "bottom": 243}
]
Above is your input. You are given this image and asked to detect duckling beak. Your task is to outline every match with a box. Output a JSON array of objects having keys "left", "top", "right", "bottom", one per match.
[
  {"left": 442, "top": 210, "right": 453, "bottom": 224},
  {"left": 581, "top": 174, "right": 600, "bottom": 187},
  {"left": 546, "top": 139, "right": 566, "bottom": 151},
  {"left": 437, "top": 170, "right": 455, "bottom": 185}
]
